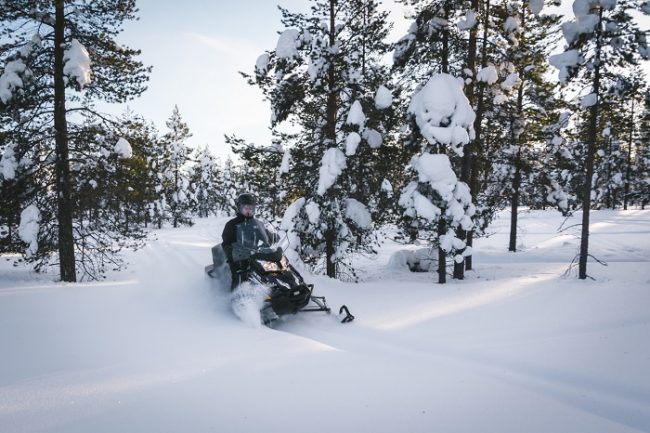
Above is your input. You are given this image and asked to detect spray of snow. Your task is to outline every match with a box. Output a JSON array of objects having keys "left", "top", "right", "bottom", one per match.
[
  {"left": 63, "top": 39, "right": 91, "bottom": 89},
  {"left": 0, "top": 59, "right": 26, "bottom": 104},
  {"left": 317, "top": 148, "right": 347, "bottom": 196},
  {"left": 19, "top": 204, "right": 40, "bottom": 257},
  {"left": 114, "top": 138, "right": 133, "bottom": 159},
  {"left": 230, "top": 281, "right": 271, "bottom": 328}
]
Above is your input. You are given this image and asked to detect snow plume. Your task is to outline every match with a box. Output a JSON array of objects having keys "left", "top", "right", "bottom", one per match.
[
  {"left": 408, "top": 73, "right": 475, "bottom": 157},
  {"left": 317, "top": 148, "right": 346, "bottom": 196},
  {"left": 0, "top": 143, "right": 17, "bottom": 180},
  {"left": 114, "top": 137, "right": 133, "bottom": 159},
  {"left": 0, "top": 59, "right": 26, "bottom": 104},
  {"left": 276, "top": 29, "right": 301, "bottom": 59},
  {"left": 63, "top": 39, "right": 91, "bottom": 89},
  {"left": 230, "top": 281, "right": 271, "bottom": 328},
  {"left": 19, "top": 204, "right": 40, "bottom": 257},
  {"left": 345, "top": 199, "right": 372, "bottom": 229}
]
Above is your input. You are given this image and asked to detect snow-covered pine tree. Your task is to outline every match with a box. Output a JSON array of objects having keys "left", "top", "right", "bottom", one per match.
[
  {"left": 549, "top": 0, "right": 650, "bottom": 279},
  {"left": 0, "top": 1, "right": 150, "bottom": 281},
  {"left": 399, "top": 73, "right": 476, "bottom": 284},
  {"left": 159, "top": 105, "right": 195, "bottom": 228},
  {"left": 250, "top": 0, "right": 395, "bottom": 279},
  {"left": 226, "top": 134, "right": 285, "bottom": 222},
  {"left": 189, "top": 145, "right": 223, "bottom": 219},
  {"left": 481, "top": 1, "right": 562, "bottom": 252}
]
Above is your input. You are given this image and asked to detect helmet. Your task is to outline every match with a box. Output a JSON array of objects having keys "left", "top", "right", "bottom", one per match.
[{"left": 236, "top": 193, "right": 257, "bottom": 217}]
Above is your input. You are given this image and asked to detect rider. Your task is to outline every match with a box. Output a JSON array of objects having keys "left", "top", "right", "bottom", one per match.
[{"left": 219, "top": 193, "right": 276, "bottom": 290}]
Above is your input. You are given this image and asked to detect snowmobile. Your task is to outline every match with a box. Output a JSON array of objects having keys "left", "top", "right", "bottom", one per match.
[{"left": 205, "top": 242, "right": 354, "bottom": 325}]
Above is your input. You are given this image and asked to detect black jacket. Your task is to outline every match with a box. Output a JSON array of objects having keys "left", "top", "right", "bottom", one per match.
[{"left": 221, "top": 213, "right": 274, "bottom": 263}]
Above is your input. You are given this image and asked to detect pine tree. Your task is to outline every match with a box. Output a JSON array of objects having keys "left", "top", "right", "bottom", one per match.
[
  {"left": 159, "top": 105, "right": 194, "bottom": 228},
  {"left": 249, "top": 0, "right": 395, "bottom": 279},
  {"left": 0, "top": 1, "right": 150, "bottom": 281},
  {"left": 549, "top": 0, "right": 649, "bottom": 279},
  {"left": 481, "top": 1, "right": 562, "bottom": 252},
  {"left": 189, "top": 144, "right": 223, "bottom": 218}
]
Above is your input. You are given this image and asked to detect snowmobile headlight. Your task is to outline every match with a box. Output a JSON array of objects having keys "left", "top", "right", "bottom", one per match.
[{"left": 262, "top": 261, "right": 282, "bottom": 272}]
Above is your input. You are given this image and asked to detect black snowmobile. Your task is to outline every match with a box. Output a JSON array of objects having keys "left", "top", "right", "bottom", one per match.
[{"left": 205, "top": 242, "right": 354, "bottom": 324}]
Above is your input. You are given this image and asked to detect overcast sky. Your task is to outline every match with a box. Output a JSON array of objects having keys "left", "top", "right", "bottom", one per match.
[{"left": 112, "top": 0, "right": 649, "bottom": 161}]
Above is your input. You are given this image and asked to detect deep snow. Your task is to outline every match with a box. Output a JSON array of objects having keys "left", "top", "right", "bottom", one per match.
[{"left": 1, "top": 209, "right": 649, "bottom": 433}]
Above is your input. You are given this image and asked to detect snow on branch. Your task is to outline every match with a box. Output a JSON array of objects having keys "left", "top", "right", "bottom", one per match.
[{"left": 63, "top": 39, "right": 91, "bottom": 89}]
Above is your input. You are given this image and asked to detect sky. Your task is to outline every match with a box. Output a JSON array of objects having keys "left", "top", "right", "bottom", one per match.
[{"left": 111, "top": 0, "right": 649, "bottom": 161}]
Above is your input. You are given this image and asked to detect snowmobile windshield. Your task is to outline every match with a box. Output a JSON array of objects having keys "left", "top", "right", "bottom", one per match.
[{"left": 235, "top": 218, "right": 271, "bottom": 250}]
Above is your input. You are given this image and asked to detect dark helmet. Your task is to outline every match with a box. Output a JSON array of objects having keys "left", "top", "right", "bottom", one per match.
[
  {"left": 236, "top": 193, "right": 256, "bottom": 207},
  {"left": 236, "top": 193, "right": 257, "bottom": 217}
]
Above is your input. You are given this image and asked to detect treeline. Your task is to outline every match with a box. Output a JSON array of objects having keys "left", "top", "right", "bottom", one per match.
[{"left": 1, "top": 0, "right": 650, "bottom": 282}]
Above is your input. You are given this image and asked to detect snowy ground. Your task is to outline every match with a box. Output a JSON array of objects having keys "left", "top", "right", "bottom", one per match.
[{"left": 1, "top": 209, "right": 649, "bottom": 433}]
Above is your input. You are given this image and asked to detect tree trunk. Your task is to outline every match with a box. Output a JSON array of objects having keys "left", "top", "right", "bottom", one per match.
[
  {"left": 509, "top": 152, "right": 521, "bottom": 252},
  {"left": 437, "top": 220, "right": 446, "bottom": 284},
  {"left": 624, "top": 98, "right": 634, "bottom": 210},
  {"left": 54, "top": 1, "right": 76, "bottom": 282},
  {"left": 579, "top": 8, "right": 603, "bottom": 280},
  {"left": 324, "top": 0, "right": 338, "bottom": 278},
  {"left": 509, "top": 65, "right": 525, "bottom": 252}
]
